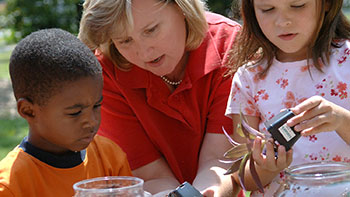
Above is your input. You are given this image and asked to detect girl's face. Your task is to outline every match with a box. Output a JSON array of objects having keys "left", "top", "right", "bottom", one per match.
[
  {"left": 112, "top": 0, "right": 187, "bottom": 77},
  {"left": 254, "top": 0, "right": 320, "bottom": 62}
]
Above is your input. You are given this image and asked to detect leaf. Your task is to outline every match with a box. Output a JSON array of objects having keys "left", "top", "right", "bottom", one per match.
[
  {"left": 221, "top": 107, "right": 269, "bottom": 193},
  {"left": 236, "top": 124, "right": 245, "bottom": 138},
  {"left": 219, "top": 158, "right": 237, "bottom": 164},
  {"left": 239, "top": 111, "right": 266, "bottom": 139},
  {"left": 249, "top": 153, "right": 264, "bottom": 193},
  {"left": 224, "top": 157, "right": 243, "bottom": 175},
  {"left": 238, "top": 152, "right": 251, "bottom": 191},
  {"left": 222, "top": 126, "right": 240, "bottom": 146},
  {"left": 239, "top": 118, "right": 251, "bottom": 139},
  {"left": 238, "top": 124, "right": 256, "bottom": 140},
  {"left": 224, "top": 144, "right": 249, "bottom": 160}
]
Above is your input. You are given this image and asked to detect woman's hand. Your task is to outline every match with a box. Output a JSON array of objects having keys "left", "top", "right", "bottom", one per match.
[
  {"left": 193, "top": 133, "right": 240, "bottom": 197},
  {"left": 287, "top": 96, "right": 350, "bottom": 143},
  {"left": 132, "top": 158, "right": 180, "bottom": 194}
]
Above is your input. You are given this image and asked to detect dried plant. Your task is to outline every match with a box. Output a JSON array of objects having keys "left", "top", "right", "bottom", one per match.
[{"left": 221, "top": 112, "right": 271, "bottom": 193}]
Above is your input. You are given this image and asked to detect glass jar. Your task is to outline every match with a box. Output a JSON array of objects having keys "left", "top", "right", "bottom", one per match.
[
  {"left": 274, "top": 161, "right": 350, "bottom": 197},
  {"left": 73, "top": 176, "right": 152, "bottom": 197}
]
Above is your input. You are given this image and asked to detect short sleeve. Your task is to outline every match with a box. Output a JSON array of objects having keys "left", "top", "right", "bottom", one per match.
[{"left": 225, "top": 66, "right": 260, "bottom": 117}]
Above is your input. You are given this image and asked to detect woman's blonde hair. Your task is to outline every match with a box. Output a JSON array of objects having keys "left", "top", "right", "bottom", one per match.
[{"left": 78, "top": 0, "right": 208, "bottom": 69}]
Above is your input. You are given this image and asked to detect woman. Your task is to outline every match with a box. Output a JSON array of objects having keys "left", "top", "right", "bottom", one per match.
[{"left": 79, "top": 0, "right": 241, "bottom": 196}]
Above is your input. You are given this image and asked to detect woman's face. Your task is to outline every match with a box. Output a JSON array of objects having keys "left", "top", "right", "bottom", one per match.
[{"left": 112, "top": 0, "right": 187, "bottom": 76}]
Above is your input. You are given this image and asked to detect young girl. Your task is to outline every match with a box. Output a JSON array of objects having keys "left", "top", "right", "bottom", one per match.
[{"left": 225, "top": 0, "right": 350, "bottom": 196}]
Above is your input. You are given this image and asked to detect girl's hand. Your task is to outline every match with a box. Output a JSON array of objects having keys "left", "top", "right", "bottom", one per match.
[
  {"left": 252, "top": 137, "right": 293, "bottom": 173},
  {"left": 287, "top": 96, "right": 350, "bottom": 136}
]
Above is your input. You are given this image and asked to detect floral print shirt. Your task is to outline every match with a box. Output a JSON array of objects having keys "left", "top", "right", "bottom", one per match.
[{"left": 225, "top": 40, "right": 350, "bottom": 196}]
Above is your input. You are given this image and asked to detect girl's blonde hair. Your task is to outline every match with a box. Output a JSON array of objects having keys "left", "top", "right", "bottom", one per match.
[
  {"left": 227, "top": 0, "right": 350, "bottom": 77},
  {"left": 78, "top": 0, "right": 208, "bottom": 69}
]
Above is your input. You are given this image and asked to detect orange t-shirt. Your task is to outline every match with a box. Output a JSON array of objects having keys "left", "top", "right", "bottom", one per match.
[{"left": 0, "top": 135, "right": 132, "bottom": 197}]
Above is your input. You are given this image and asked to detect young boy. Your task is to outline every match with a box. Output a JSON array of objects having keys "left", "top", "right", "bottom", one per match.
[{"left": 0, "top": 28, "right": 132, "bottom": 196}]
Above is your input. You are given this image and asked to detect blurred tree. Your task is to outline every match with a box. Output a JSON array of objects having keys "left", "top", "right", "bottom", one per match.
[
  {"left": 2, "top": 0, "right": 241, "bottom": 43},
  {"left": 345, "top": 0, "right": 350, "bottom": 7},
  {"left": 4, "top": 0, "right": 83, "bottom": 42},
  {"left": 207, "top": 0, "right": 240, "bottom": 21},
  {"left": 207, "top": 0, "right": 232, "bottom": 17}
]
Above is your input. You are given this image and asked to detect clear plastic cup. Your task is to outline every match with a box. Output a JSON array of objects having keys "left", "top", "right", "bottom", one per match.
[
  {"left": 274, "top": 161, "right": 350, "bottom": 197},
  {"left": 73, "top": 176, "right": 152, "bottom": 197}
]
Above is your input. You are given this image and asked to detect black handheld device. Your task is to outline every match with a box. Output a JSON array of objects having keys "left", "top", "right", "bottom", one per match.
[
  {"left": 168, "top": 182, "right": 203, "bottom": 197},
  {"left": 264, "top": 109, "right": 301, "bottom": 151}
]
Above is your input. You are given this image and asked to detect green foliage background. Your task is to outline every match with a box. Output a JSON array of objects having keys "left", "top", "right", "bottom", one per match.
[
  {"left": 207, "top": 0, "right": 232, "bottom": 17},
  {"left": 1, "top": 0, "right": 236, "bottom": 43},
  {"left": 3, "top": 0, "right": 83, "bottom": 42},
  {"left": 3, "top": 0, "right": 347, "bottom": 43}
]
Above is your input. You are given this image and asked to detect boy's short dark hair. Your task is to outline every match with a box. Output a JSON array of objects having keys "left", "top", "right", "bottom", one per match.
[{"left": 9, "top": 28, "right": 102, "bottom": 106}]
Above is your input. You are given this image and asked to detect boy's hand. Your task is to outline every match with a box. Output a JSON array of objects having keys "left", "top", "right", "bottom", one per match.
[
  {"left": 287, "top": 96, "right": 349, "bottom": 136},
  {"left": 252, "top": 137, "right": 293, "bottom": 173}
]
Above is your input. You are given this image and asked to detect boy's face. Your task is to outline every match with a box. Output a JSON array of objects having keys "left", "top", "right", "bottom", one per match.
[{"left": 29, "top": 75, "right": 103, "bottom": 154}]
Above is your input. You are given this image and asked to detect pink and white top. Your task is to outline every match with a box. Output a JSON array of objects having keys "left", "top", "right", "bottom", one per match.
[{"left": 226, "top": 40, "right": 350, "bottom": 196}]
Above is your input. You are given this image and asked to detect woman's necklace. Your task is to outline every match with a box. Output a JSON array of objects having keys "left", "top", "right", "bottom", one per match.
[
  {"left": 160, "top": 75, "right": 182, "bottom": 86},
  {"left": 160, "top": 52, "right": 188, "bottom": 86}
]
